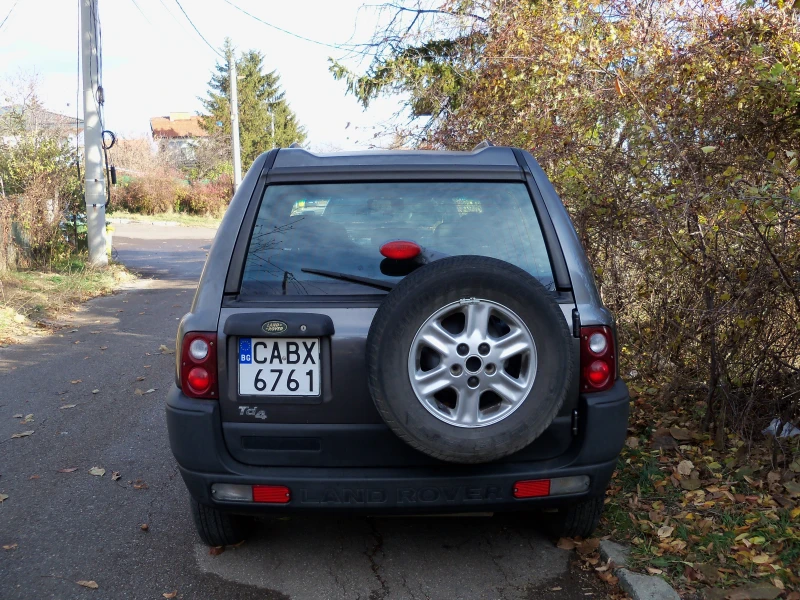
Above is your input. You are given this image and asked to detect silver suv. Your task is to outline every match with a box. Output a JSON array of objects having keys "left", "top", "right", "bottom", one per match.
[{"left": 166, "top": 145, "right": 630, "bottom": 546}]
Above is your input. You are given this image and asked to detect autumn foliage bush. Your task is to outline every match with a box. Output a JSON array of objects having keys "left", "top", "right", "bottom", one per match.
[{"left": 341, "top": 0, "right": 800, "bottom": 443}]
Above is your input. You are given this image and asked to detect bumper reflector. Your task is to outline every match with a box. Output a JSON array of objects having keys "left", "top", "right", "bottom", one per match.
[
  {"left": 253, "top": 485, "right": 291, "bottom": 504},
  {"left": 513, "top": 476, "right": 591, "bottom": 499},
  {"left": 513, "top": 479, "right": 551, "bottom": 498}
]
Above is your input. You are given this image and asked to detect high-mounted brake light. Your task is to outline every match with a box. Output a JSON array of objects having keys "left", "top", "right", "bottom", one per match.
[
  {"left": 180, "top": 332, "right": 218, "bottom": 399},
  {"left": 580, "top": 326, "right": 616, "bottom": 392},
  {"left": 380, "top": 240, "right": 421, "bottom": 260}
]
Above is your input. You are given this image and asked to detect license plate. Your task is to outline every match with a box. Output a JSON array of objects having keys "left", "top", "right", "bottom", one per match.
[{"left": 238, "top": 337, "right": 320, "bottom": 396}]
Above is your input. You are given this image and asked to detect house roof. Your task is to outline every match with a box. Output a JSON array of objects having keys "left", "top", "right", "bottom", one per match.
[
  {"left": 0, "top": 105, "right": 83, "bottom": 135},
  {"left": 150, "top": 114, "right": 208, "bottom": 139}
]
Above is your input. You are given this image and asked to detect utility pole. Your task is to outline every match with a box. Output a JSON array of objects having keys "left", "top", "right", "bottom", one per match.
[
  {"left": 80, "top": 0, "right": 107, "bottom": 266},
  {"left": 229, "top": 51, "right": 242, "bottom": 192}
]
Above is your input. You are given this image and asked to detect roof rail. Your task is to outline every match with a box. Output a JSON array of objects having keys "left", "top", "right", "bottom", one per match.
[
  {"left": 288, "top": 142, "right": 303, "bottom": 149},
  {"left": 472, "top": 140, "right": 495, "bottom": 151}
]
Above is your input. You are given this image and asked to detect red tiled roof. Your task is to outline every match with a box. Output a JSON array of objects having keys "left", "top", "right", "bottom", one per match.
[{"left": 150, "top": 115, "right": 208, "bottom": 139}]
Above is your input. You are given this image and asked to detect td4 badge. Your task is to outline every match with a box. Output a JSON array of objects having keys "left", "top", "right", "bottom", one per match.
[{"left": 238, "top": 405, "right": 267, "bottom": 420}]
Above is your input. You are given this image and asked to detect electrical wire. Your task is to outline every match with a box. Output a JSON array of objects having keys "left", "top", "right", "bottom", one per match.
[
  {"left": 220, "top": 0, "right": 360, "bottom": 50},
  {"left": 0, "top": 0, "right": 20, "bottom": 32},
  {"left": 130, "top": 0, "right": 152, "bottom": 25},
  {"left": 173, "top": 0, "right": 223, "bottom": 57}
]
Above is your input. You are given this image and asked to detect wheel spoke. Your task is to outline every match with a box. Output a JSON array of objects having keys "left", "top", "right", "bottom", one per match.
[
  {"left": 493, "top": 329, "right": 528, "bottom": 360},
  {"left": 489, "top": 372, "right": 528, "bottom": 403},
  {"left": 419, "top": 322, "right": 457, "bottom": 356},
  {"left": 453, "top": 387, "right": 481, "bottom": 425},
  {"left": 464, "top": 302, "right": 491, "bottom": 339}
]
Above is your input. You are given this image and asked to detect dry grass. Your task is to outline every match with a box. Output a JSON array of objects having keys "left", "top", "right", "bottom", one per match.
[
  {"left": 0, "top": 258, "right": 133, "bottom": 345},
  {"left": 107, "top": 210, "right": 221, "bottom": 229}
]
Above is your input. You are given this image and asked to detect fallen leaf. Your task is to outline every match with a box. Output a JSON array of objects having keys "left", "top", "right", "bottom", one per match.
[
  {"left": 134, "top": 389, "right": 144, "bottom": 396},
  {"left": 209, "top": 545, "right": 225, "bottom": 556},
  {"left": 88, "top": 467, "right": 105, "bottom": 477},
  {"left": 783, "top": 480, "right": 800, "bottom": 497},
  {"left": 12, "top": 414, "right": 23, "bottom": 418},
  {"left": 90, "top": 331, "right": 101, "bottom": 334},
  {"left": 29, "top": 475, "right": 40, "bottom": 480},
  {"left": 163, "top": 592, "right": 177, "bottom": 599},
  {"left": 76, "top": 580, "right": 99, "bottom": 589},
  {"left": 677, "top": 460, "right": 694, "bottom": 476},
  {"left": 140, "top": 523, "right": 149, "bottom": 531},
  {"left": 60, "top": 404, "right": 77, "bottom": 409},
  {"left": 143, "top": 365, "right": 151, "bottom": 368},
  {"left": 71, "top": 380, "right": 81, "bottom": 384},
  {"left": 670, "top": 427, "right": 691, "bottom": 441},
  {"left": 3, "top": 543, "right": 17, "bottom": 550},
  {"left": 21, "top": 414, "right": 33, "bottom": 424},
  {"left": 625, "top": 436, "right": 639, "bottom": 449},
  {"left": 58, "top": 467, "right": 78, "bottom": 473},
  {"left": 111, "top": 472, "right": 121, "bottom": 481},
  {"left": 159, "top": 344, "right": 174, "bottom": 354},
  {"left": 0, "top": 493, "right": 8, "bottom": 503},
  {"left": 133, "top": 480, "right": 149, "bottom": 490},
  {"left": 556, "top": 538, "right": 576, "bottom": 550},
  {"left": 646, "top": 567, "right": 663, "bottom": 574},
  {"left": 136, "top": 376, "right": 146, "bottom": 381},
  {"left": 657, "top": 525, "right": 674, "bottom": 539},
  {"left": 11, "top": 430, "right": 34, "bottom": 439},
  {"left": 143, "top": 388, "right": 156, "bottom": 394},
  {"left": 99, "top": 346, "right": 107, "bottom": 350},
  {"left": 725, "top": 583, "right": 781, "bottom": 600},
  {"left": 681, "top": 478, "right": 702, "bottom": 491},
  {"left": 701, "top": 145, "right": 718, "bottom": 154},
  {"left": 92, "top": 389, "right": 100, "bottom": 394}
]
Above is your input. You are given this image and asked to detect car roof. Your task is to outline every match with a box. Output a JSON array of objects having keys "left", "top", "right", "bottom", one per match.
[{"left": 271, "top": 146, "right": 521, "bottom": 169}]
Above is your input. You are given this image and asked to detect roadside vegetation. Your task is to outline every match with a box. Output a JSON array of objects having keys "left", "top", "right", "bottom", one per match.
[
  {"left": 107, "top": 38, "right": 305, "bottom": 223},
  {"left": 340, "top": 0, "right": 800, "bottom": 596},
  {"left": 0, "top": 78, "right": 132, "bottom": 344}
]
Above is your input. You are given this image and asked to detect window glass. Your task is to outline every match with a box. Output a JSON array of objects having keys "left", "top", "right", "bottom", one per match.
[{"left": 240, "top": 182, "right": 554, "bottom": 296}]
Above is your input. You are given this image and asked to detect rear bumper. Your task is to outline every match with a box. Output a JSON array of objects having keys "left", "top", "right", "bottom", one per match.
[{"left": 166, "top": 380, "right": 629, "bottom": 514}]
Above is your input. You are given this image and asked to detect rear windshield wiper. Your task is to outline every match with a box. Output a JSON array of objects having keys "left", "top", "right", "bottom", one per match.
[{"left": 300, "top": 268, "right": 395, "bottom": 292}]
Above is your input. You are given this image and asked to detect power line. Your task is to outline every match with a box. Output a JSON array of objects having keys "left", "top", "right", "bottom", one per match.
[
  {"left": 221, "top": 0, "right": 360, "bottom": 50},
  {"left": 130, "top": 0, "right": 152, "bottom": 25},
  {"left": 173, "top": 0, "right": 223, "bottom": 57},
  {"left": 0, "top": 0, "right": 20, "bottom": 31}
]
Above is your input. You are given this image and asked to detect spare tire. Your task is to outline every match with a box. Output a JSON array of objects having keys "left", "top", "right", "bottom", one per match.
[{"left": 366, "top": 255, "right": 575, "bottom": 464}]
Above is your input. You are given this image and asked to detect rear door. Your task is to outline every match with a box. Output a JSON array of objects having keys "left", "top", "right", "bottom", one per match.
[{"left": 218, "top": 178, "right": 576, "bottom": 467}]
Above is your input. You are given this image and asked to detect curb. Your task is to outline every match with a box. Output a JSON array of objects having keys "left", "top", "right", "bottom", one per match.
[
  {"left": 107, "top": 218, "right": 181, "bottom": 227},
  {"left": 599, "top": 540, "right": 680, "bottom": 600}
]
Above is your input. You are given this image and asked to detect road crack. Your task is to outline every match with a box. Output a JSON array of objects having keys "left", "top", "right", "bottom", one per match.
[{"left": 365, "top": 517, "right": 390, "bottom": 600}]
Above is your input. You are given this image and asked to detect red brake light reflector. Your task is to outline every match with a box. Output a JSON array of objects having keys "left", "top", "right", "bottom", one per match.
[
  {"left": 587, "top": 360, "right": 610, "bottom": 386},
  {"left": 513, "top": 479, "right": 551, "bottom": 498},
  {"left": 380, "top": 240, "right": 421, "bottom": 260},
  {"left": 187, "top": 367, "right": 210, "bottom": 394},
  {"left": 252, "top": 485, "right": 291, "bottom": 504}
]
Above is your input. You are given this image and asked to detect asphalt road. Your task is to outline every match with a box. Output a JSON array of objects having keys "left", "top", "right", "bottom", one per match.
[{"left": 0, "top": 222, "right": 606, "bottom": 600}]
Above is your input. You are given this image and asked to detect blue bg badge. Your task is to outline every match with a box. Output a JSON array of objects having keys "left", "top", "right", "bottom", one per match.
[{"left": 239, "top": 338, "right": 252, "bottom": 364}]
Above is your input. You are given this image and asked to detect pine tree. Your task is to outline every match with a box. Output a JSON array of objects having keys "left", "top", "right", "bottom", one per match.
[{"left": 200, "top": 39, "right": 307, "bottom": 168}]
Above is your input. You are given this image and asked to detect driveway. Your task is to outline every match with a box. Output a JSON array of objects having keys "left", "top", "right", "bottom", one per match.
[{"left": 0, "top": 222, "right": 604, "bottom": 599}]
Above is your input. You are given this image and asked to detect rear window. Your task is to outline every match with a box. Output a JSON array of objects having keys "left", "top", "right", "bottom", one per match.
[{"left": 240, "top": 182, "right": 554, "bottom": 296}]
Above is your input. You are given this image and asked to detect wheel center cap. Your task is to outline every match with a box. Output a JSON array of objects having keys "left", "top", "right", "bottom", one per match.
[{"left": 465, "top": 355, "right": 482, "bottom": 373}]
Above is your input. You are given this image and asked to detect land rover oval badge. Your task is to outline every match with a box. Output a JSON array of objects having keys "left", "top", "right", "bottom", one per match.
[{"left": 261, "top": 320, "right": 288, "bottom": 335}]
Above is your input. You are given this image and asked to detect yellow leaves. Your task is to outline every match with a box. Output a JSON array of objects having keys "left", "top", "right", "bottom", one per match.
[{"left": 614, "top": 77, "right": 625, "bottom": 97}]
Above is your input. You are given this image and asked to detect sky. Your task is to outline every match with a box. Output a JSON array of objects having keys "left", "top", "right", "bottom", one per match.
[{"left": 0, "top": 0, "right": 405, "bottom": 151}]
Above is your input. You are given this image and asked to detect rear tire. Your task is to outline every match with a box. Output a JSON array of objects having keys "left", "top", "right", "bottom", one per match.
[
  {"left": 548, "top": 496, "right": 605, "bottom": 539},
  {"left": 190, "top": 497, "right": 250, "bottom": 546}
]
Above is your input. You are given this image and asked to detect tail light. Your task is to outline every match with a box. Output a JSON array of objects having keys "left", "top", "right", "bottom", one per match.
[
  {"left": 180, "top": 332, "right": 218, "bottom": 399},
  {"left": 580, "top": 326, "right": 616, "bottom": 392}
]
